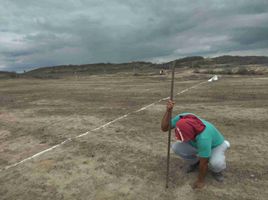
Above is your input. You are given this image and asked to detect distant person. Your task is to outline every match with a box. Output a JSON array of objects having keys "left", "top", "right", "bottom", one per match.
[{"left": 161, "top": 100, "right": 230, "bottom": 189}]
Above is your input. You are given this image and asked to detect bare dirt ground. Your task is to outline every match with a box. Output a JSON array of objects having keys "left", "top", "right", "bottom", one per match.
[{"left": 0, "top": 72, "right": 268, "bottom": 200}]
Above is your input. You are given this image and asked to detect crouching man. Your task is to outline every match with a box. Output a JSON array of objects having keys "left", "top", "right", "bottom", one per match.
[{"left": 161, "top": 100, "right": 230, "bottom": 189}]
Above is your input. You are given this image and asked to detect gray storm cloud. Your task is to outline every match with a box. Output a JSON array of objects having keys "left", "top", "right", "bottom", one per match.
[{"left": 1, "top": 0, "right": 268, "bottom": 71}]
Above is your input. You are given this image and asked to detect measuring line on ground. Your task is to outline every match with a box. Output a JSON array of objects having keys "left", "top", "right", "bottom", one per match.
[{"left": 0, "top": 78, "right": 213, "bottom": 172}]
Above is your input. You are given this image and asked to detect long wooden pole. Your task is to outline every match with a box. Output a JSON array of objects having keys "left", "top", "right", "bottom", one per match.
[{"left": 165, "top": 61, "right": 176, "bottom": 188}]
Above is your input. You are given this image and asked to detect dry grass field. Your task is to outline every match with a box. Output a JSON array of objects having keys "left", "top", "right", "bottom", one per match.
[{"left": 0, "top": 72, "right": 268, "bottom": 200}]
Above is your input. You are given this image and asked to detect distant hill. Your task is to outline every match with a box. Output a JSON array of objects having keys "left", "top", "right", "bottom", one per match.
[
  {"left": 23, "top": 62, "right": 159, "bottom": 78},
  {"left": 0, "top": 71, "right": 17, "bottom": 79},
  {"left": 2, "top": 55, "right": 268, "bottom": 79},
  {"left": 211, "top": 55, "right": 268, "bottom": 65},
  {"left": 173, "top": 55, "right": 268, "bottom": 67}
]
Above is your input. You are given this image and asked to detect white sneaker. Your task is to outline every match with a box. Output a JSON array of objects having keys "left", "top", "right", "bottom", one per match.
[{"left": 224, "top": 140, "right": 230, "bottom": 148}]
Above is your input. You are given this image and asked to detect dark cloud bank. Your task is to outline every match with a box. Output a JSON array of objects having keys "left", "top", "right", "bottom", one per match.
[{"left": 1, "top": 0, "right": 268, "bottom": 72}]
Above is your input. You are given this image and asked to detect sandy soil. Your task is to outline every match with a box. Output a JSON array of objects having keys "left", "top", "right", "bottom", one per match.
[{"left": 0, "top": 73, "right": 267, "bottom": 200}]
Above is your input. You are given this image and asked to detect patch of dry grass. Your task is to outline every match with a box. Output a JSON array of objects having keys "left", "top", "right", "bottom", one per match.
[{"left": 0, "top": 74, "right": 268, "bottom": 200}]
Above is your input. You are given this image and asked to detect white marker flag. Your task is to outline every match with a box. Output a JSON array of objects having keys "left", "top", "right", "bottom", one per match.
[{"left": 208, "top": 75, "right": 218, "bottom": 82}]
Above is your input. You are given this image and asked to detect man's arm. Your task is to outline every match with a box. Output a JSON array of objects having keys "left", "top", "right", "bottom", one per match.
[
  {"left": 193, "top": 157, "right": 209, "bottom": 189},
  {"left": 198, "top": 158, "right": 209, "bottom": 181},
  {"left": 161, "top": 100, "right": 174, "bottom": 132}
]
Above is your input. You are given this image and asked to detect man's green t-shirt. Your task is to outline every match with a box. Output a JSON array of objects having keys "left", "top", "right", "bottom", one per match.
[{"left": 171, "top": 113, "right": 224, "bottom": 158}]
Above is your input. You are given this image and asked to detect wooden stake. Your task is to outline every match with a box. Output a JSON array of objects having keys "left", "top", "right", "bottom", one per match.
[{"left": 165, "top": 61, "right": 176, "bottom": 188}]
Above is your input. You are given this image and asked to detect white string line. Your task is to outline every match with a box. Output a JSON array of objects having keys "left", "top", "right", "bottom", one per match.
[{"left": 0, "top": 79, "right": 209, "bottom": 172}]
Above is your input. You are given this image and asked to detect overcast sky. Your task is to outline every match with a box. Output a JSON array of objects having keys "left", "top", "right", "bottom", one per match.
[{"left": 1, "top": 0, "right": 268, "bottom": 72}]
